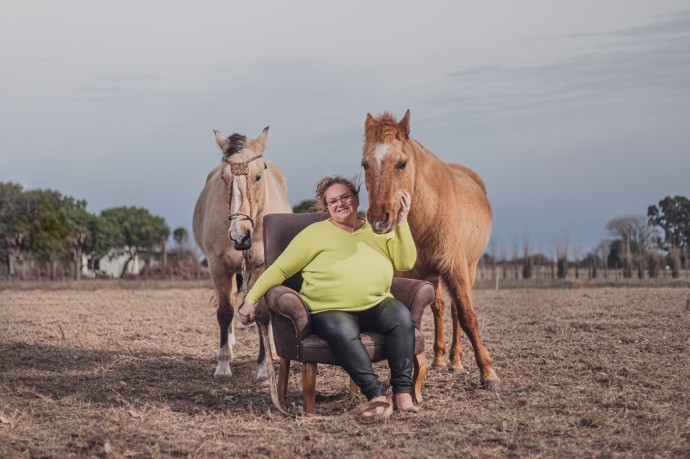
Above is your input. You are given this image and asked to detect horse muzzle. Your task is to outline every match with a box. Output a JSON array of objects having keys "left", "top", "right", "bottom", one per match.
[
  {"left": 368, "top": 211, "right": 393, "bottom": 234},
  {"left": 228, "top": 228, "right": 252, "bottom": 250}
]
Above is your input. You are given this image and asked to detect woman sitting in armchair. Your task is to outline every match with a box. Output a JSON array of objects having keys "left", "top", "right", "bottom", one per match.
[{"left": 239, "top": 176, "right": 418, "bottom": 419}]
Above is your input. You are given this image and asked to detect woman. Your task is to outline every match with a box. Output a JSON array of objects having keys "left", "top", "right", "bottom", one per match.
[{"left": 239, "top": 176, "right": 418, "bottom": 419}]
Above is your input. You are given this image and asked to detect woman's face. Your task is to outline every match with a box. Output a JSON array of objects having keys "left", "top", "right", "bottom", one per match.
[{"left": 325, "top": 183, "right": 359, "bottom": 225}]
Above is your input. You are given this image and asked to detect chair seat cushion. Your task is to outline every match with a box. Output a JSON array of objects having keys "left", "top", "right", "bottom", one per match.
[{"left": 297, "top": 329, "right": 425, "bottom": 364}]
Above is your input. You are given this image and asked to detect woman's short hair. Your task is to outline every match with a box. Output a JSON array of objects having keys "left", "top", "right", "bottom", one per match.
[{"left": 314, "top": 176, "right": 361, "bottom": 213}]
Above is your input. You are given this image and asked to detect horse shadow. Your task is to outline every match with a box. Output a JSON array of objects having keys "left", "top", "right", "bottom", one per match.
[{"left": 0, "top": 341, "right": 302, "bottom": 415}]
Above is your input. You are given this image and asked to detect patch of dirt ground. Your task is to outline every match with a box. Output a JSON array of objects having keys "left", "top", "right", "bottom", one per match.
[{"left": 1, "top": 287, "right": 689, "bottom": 458}]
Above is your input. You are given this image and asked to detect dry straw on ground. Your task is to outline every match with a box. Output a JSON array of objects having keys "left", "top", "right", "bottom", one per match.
[{"left": 1, "top": 286, "right": 689, "bottom": 457}]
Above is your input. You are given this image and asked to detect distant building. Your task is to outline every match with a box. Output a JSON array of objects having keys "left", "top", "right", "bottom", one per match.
[{"left": 82, "top": 250, "right": 141, "bottom": 278}]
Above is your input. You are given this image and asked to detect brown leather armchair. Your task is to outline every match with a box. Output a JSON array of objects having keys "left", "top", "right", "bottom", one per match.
[{"left": 262, "top": 213, "right": 434, "bottom": 414}]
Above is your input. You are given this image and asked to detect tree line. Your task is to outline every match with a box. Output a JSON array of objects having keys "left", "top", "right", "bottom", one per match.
[
  {"left": 0, "top": 182, "right": 192, "bottom": 280},
  {"left": 482, "top": 196, "right": 690, "bottom": 282},
  {"left": 3, "top": 183, "right": 687, "bottom": 282}
]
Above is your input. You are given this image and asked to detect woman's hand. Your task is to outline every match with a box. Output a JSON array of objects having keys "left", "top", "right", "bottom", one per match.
[
  {"left": 237, "top": 300, "right": 257, "bottom": 325},
  {"left": 397, "top": 191, "right": 411, "bottom": 225}
]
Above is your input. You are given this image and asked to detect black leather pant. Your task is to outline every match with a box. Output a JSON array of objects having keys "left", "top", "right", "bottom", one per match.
[{"left": 310, "top": 297, "right": 415, "bottom": 400}]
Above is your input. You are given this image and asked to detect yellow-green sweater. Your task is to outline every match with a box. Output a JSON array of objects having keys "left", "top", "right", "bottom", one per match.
[{"left": 246, "top": 219, "right": 417, "bottom": 313}]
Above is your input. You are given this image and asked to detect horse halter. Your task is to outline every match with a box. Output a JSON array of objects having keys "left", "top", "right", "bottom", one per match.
[{"left": 222, "top": 154, "right": 264, "bottom": 226}]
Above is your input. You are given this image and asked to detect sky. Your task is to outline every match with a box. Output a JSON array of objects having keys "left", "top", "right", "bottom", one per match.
[{"left": 1, "top": 1, "right": 688, "bottom": 258}]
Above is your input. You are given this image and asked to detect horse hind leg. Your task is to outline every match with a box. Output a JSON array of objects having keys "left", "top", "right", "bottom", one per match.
[
  {"left": 449, "top": 299, "right": 465, "bottom": 374},
  {"left": 235, "top": 270, "right": 271, "bottom": 383},
  {"left": 445, "top": 264, "right": 501, "bottom": 392},
  {"left": 449, "top": 260, "right": 479, "bottom": 373},
  {"left": 429, "top": 278, "right": 447, "bottom": 369}
]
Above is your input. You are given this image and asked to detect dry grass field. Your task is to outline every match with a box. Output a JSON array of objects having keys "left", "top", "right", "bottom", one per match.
[{"left": 1, "top": 285, "right": 689, "bottom": 458}]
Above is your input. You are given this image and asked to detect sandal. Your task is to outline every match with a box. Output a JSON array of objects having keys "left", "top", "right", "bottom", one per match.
[
  {"left": 349, "top": 399, "right": 393, "bottom": 423},
  {"left": 393, "top": 394, "right": 420, "bottom": 413}
]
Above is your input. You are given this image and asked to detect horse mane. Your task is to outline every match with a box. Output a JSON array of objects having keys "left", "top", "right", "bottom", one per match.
[
  {"left": 365, "top": 112, "right": 405, "bottom": 142},
  {"left": 225, "top": 133, "right": 247, "bottom": 156}
]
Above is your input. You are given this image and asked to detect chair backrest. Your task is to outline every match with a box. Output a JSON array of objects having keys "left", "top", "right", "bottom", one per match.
[{"left": 263, "top": 212, "right": 328, "bottom": 292}]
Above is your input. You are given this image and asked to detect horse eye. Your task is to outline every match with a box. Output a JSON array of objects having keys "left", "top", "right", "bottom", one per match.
[
  {"left": 255, "top": 175, "right": 262, "bottom": 182},
  {"left": 398, "top": 161, "right": 407, "bottom": 170},
  {"left": 361, "top": 162, "right": 369, "bottom": 170}
]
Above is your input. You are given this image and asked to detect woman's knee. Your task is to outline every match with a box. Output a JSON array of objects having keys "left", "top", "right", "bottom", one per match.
[
  {"left": 314, "top": 314, "right": 360, "bottom": 343},
  {"left": 380, "top": 298, "right": 414, "bottom": 330}
]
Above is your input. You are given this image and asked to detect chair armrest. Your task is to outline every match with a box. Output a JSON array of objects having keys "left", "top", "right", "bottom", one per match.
[
  {"left": 391, "top": 277, "right": 435, "bottom": 329},
  {"left": 265, "top": 285, "right": 312, "bottom": 342}
]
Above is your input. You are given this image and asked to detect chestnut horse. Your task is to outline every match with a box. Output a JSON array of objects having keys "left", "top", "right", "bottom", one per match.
[
  {"left": 361, "top": 110, "right": 500, "bottom": 392},
  {"left": 193, "top": 127, "right": 292, "bottom": 380}
]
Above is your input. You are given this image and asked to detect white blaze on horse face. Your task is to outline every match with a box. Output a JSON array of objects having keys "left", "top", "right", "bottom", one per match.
[
  {"left": 228, "top": 177, "right": 247, "bottom": 242},
  {"left": 231, "top": 178, "right": 242, "bottom": 216},
  {"left": 374, "top": 143, "right": 388, "bottom": 167}
]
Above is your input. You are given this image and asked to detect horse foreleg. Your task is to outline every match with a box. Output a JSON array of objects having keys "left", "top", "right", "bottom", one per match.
[
  {"left": 215, "top": 306, "right": 233, "bottom": 378},
  {"left": 445, "top": 266, "right": 501, "bottom": 392},
  {"left": 212, "top": 267, "right": 236, "bottom": 378},
  {"left": 449, "top": 300, "right": 466, "bottom": 373},
  {"left": 429, "top": 280, "right": 447, "bottom": 369},
  {"left": 229, "top": 278, "right": 238, "bottom": 353},
  {"left": 255, "top": 298, "right": 270, "bottom": 383}
]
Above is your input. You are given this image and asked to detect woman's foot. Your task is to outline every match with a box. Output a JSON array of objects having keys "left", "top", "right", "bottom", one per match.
[
  {"left": 393, "top": 392, "right": 419, "bottom": 413},
  {"left": 359, "top": 395, "right": 390, "bottom": 419}
]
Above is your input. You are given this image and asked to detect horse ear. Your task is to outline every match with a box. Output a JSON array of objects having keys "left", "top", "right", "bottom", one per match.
[
  {"left": 398, "top": 109, "right": 411, "bottom": 139},
  {"left": 364, "top": 113, "right": 376, "bottom": 140},
  {"left": 214, "top": 129, "right": 230, "bottom": 152},
  {"left": 256, "top": 126, "right": 269, "bottom": 152}
]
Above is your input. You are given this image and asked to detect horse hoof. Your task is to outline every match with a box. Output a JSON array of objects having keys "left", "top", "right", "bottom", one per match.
[
  {"left": 214, "top": 362, "right": 233, "bottom": 378},
  {"left": 449, "top": 363, "right": 466, "bottom": 374},
  {"left": 482, "top": 381, "right": 502, "bottom": 393},
  {"left": 256, "top": 365, "right": 269, "bottom": 383},
  {"left": 431, "top": 359, "right": 447, "bottom": 370}
]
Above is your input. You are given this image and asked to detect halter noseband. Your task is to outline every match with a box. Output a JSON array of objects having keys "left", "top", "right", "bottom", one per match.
[{"left": 223, "top": 154, "right": 264, "bottom": 226}]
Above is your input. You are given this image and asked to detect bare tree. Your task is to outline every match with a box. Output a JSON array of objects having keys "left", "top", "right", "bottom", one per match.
[
  {"left": 511, "top": 233, "right": 519, "bottom": 280},
  {"left": 601, "top": 238, "right": 610, "bottom": 279},
  {"left": 522, "top": 233, "right": 533, "bottom": 279},
  {"left": 500, "top": 245, "right": 508, "bottom": 282},
  {"left": 647, "top": 251, "right": 661, "bottom": 278},
  {"left": 556, "top": 234, "right": 569, "bottom": 279},
  {"left": 490, "top": 237, "right": 498, "bottom": 285},
  {"left": 669, "top": 248, "right": 681, "bottom": 278},
  {"left": 573, "top": 240, "right": 581, "bottom": 280},
  {"left": 606, "top": 215, "right": 658, "bottom": 251},
  {"left": 622, "top": 236, "right": 633, "bottom": 278}
]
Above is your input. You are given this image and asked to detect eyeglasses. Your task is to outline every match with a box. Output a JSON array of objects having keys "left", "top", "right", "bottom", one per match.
[{"left": 327, "top": 193, "right": 354, "bottom": 207}]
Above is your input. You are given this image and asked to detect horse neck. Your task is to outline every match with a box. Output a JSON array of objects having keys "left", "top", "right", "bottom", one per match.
[{"left": 407, "top": 140, "right": 446, "bottom": 229}]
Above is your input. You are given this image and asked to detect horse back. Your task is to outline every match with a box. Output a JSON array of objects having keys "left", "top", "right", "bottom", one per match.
[
  {"left": 447, "top": 163, "right": 487, "bottom": 195},
  {"left": 410, "top": 151, "right": 492, "bottom": 266}
]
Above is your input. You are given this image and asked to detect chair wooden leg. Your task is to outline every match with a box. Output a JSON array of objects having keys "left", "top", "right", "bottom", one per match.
[
  {"left": 412, "top": 352, "right": 427, "bottom": 404},
  {"left": 349, "top": 377, "right": 360, "bottom": 395},
  {"left": 278, "top": 358, "right": 289, "bottom": 401},
  {"left": 301, "top": 362, "right": 317, "bottom": 414}
]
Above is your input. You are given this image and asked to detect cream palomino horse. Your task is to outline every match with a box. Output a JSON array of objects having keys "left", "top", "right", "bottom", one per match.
[
  {"left": 193, "top": 127, "right": 292, "bottom": 380},
  {"left": 361, "top": 110, "right": 501, "bottom": 392}
]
